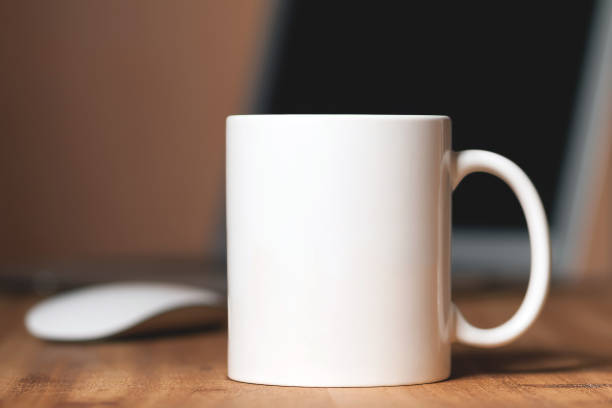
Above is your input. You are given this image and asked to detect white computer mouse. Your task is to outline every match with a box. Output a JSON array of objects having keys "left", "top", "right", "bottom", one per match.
[{"left": 25, "top": 282, "right": 226, "bottom": 341}]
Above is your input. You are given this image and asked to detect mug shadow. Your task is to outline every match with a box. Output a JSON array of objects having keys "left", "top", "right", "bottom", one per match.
[
  {"left": 451, "top": 348, "right": 612, "bottom": 379},
  {"left": 43, "top": 322, "right": 226, "bottom": 345}
]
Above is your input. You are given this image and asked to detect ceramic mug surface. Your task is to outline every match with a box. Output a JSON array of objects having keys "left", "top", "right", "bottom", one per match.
[{"left": 226, "top": 115, "right": 549, "bottom": 387}]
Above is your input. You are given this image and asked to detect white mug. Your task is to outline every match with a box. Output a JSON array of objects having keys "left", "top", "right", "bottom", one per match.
[{"left": 226, "top": 115, "right": 550, "bottom": 387}]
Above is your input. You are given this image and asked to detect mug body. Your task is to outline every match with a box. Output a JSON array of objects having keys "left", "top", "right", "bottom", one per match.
[{"left": 226, "top": 115, "right": 453, "bottom": 387}]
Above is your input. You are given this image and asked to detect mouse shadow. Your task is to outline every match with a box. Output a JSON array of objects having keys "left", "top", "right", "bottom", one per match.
[
  {"left": 43, "top": 322, "right": 227, "bottom": 345},
  {"left": 451, "top": 348, "right": 612, "bottom": 379},
  {"left": 107, "top": 322, "right": 226, "bottom": 343}
]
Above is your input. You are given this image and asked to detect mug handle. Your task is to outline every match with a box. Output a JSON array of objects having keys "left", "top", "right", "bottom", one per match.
[{"left": 451, "top": 150, "right": 551, "bottom": 347}]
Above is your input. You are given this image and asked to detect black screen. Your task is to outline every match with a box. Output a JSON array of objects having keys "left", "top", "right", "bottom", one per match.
[{"left": 257, "top": 1, "right": 594, "bottom": 228}]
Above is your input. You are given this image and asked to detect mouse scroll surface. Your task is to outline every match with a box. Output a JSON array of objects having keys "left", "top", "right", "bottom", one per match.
[{"left": 25, "top": 282, "right": 226, "bottom": 341}]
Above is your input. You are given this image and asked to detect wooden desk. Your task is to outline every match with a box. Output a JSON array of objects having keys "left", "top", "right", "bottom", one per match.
[{"left": 1, "top": 281, "right": 611, "bottom": 407}]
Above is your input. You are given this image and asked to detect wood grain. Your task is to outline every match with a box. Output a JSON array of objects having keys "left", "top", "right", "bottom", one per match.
[{"left": 1, "top": 282, "right": 612, "bottom": 407}]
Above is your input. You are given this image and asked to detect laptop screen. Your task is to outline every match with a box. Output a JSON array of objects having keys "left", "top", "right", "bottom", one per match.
[{"left": 257, "top": 1, "right": 595, "bottom": 228}]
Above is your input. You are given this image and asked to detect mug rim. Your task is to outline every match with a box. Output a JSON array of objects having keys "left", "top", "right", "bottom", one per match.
[{"left": 227, "top": 114, "right": 450, "bottom": 121}]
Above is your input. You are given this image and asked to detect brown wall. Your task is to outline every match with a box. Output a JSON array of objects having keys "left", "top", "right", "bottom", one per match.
[
  {"left": 579, "top": 91, "right": 612, "bottom": 278},
  {"left": 0, "top": 1, "right": 272, "bottom": 265}
]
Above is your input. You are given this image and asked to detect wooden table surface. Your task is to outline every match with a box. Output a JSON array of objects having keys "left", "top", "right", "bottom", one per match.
[{"left": 1, "top": 281, "right": 612, "bottom": 407}]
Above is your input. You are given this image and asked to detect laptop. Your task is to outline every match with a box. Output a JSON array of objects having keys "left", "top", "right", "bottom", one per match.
[{"left": 244, "top": 0, "right": 612, "bottom": 279}]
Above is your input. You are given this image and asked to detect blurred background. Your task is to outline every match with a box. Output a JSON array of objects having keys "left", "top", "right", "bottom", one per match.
[{"left": 1, "top": 0, "right": 611, "bottom": 294}]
